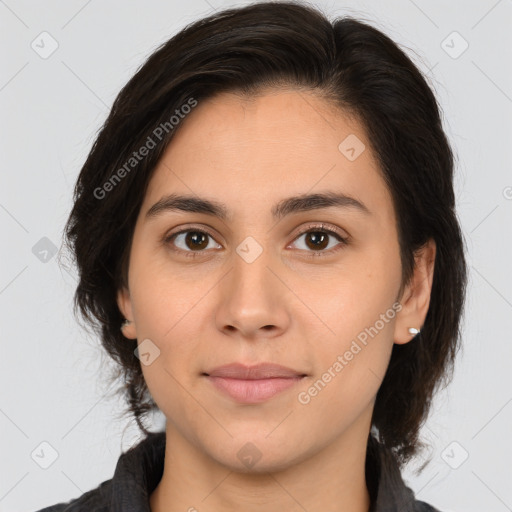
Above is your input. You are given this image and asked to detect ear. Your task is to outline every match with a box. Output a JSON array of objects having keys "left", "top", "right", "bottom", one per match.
[
  {"left": 394, "top": 238, "right": 436, "bottom": 345},
  {"left": 117, "top": 286, "right": 137, "bottom": 339}
]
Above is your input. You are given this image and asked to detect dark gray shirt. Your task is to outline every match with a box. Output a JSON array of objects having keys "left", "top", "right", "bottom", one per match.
[{"left": 34, "top": 432, "right": 441, "bottom": 511}]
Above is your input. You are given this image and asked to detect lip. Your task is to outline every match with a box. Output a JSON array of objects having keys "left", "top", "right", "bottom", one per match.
[
  {"left": 205, "top": 362, "right": 306, "bottom": 379},
  {"left": 203, "top": 363, "right": 307, "bottom": 404}
]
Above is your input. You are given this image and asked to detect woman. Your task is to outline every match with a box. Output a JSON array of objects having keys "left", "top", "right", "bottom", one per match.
[{"left": 36, "top": 1, "right": 467, "bottom": 511}]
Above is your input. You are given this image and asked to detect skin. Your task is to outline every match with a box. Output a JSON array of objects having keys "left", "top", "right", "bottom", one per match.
[{"left": 117, "top": 88, "right": 436, "bottom": 512}]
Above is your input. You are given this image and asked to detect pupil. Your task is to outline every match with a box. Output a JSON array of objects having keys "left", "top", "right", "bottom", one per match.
[
  {"left": 187, "top": 232, "right": 208, "bottom": 250},
  {"left": 308, "top": 232, "right": 327, "bottom": 250}
]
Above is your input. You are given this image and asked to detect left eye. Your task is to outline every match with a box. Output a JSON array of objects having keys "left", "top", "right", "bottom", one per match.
[{"left": 290, "top": 228, "right": 347, "bottom": 253}]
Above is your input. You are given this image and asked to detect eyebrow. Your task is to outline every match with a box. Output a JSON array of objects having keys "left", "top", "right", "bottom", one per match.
[{"left": 145, "top": 191, "right": 371, "bottom": 222}]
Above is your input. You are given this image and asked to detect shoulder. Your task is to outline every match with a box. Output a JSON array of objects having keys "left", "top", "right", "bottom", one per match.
[
  {"left": 414, "top": 499, "right": 444, "bottom": 511},
  {"left": 32, "top": 431, "right": 165, "bottom": 512},
  {"left": 32, "top": 479, "right": 111, "bottom": 511},
  {"left": 366, "top": 433, "right": 446, "bottom": 512}
]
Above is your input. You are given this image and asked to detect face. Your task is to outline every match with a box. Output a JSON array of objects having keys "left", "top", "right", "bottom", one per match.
[{"left": 117, "top": 89, "right": 433, "bottom": 472}]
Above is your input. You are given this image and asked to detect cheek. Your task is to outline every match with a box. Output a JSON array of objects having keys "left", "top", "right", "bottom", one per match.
[
  {"left": 129, "top": 245, "right": 199, "bottom": 335},
  {"left": 133, "top": 281, "right": 204, "bottom": 378},
  {"left": 312, "top": 247, "right": 401, "bottom": 346},
  {"left": 302, "top": 243, "right": 401, "bottom": 406},
  {"left": 128, "top": 268, "right": 205, "bottom": 409},
  {"left": 137, "top": 309, "right": 204, "bottom": 426},
  {"left": 296, "top": 306, "right": 396, "bottom": 434}
]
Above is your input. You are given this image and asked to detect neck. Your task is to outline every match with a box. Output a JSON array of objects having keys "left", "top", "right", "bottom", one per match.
[{"left": 150, "top": 411, "right": 373, "bottom": 512}]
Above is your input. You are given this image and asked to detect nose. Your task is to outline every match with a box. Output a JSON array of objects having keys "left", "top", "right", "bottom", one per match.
[{"left": 214, "top": 243, "right": 291, "bottom": 340}]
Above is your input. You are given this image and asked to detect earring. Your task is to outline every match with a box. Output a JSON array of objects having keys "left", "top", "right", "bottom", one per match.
[
  {"left": 121, "top": 319, "right": 132, "bottom": 331},
  {"left": 408, "top": 327, "right": 421, "bottom": 336}
]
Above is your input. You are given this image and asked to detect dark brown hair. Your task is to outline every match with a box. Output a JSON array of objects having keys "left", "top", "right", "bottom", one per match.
[{"left": 61, "top": 0, "right": 467, "bottom": 466}]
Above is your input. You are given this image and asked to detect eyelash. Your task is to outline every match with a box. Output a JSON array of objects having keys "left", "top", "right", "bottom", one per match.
[{"left": 162, "top": 223, "right": 349, "bottom": 259}]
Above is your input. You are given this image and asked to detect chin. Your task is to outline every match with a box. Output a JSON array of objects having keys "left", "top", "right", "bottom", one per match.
[{"left": 202, "top": 434, "right": 313, "bottom": 475}]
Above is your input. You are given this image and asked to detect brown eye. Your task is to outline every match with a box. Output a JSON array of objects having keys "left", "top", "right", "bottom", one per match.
[
  {"left": 303, "top": 231, "right": 330, "bottom": 251},
  {"left": 290, "top": 225, "right": 349, "bottom": 257},
  {"left": 164, "top": 223, "right": 348, "bottom": 260},
  {"left": 165, "top": 228, "right": 221, "bottom": 256},
  {"left": 182, "top": 231, "right": 210, "bottom": 250}
]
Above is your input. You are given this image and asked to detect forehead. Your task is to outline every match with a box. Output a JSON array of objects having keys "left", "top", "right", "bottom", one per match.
[{"left": 142, "top": 89, "right": 394, "bottom": 224}]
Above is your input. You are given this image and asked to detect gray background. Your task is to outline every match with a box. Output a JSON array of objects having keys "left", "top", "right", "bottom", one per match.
[{"left": 1, "top": 0, "right": 511, "bottom": 511}]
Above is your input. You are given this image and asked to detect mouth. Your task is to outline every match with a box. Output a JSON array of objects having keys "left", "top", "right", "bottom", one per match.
[{"left": 203, "top": 362, "right": 307, "bottom": 404}]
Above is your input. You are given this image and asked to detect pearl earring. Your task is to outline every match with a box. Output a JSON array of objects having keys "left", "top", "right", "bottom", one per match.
[
  {"left": 121, "top": 319, "right": 132, "bottom": 330},
  {"left": 408, "top": 327, "right": 421, "bottom": 335}
]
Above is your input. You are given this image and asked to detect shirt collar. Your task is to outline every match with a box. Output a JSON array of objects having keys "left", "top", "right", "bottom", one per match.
[
  {"left": 110, "top": 431, "right": 418, "bottom": 511},
  {"left": 366, "top": 433, "right": 418, "bottom": 511}
]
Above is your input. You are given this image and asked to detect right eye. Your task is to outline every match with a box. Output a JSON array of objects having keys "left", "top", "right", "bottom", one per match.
[{"left": 163, "top": 227, "right": 222, "bottom": 258}]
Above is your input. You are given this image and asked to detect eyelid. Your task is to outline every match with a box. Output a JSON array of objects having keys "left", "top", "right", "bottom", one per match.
[
  {"left": 163, "top": 222, "right": 350, "bottom": 256},
  {"left": 163, "top": 223, "right": 220, "bottom": 243},
  {"left": 289, "top": 222, "right": 349, "bottom": 243}
]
